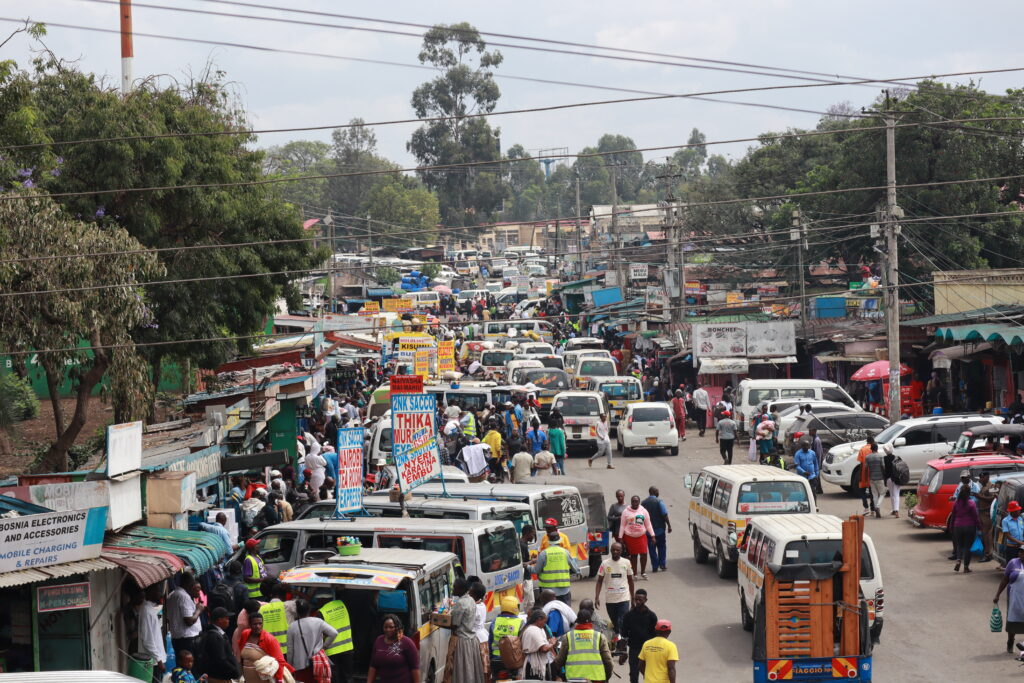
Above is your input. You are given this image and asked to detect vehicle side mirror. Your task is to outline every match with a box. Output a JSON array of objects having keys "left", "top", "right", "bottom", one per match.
[
  {"left": 684, "top": 474, "right": 693, "bottom": 489},
  {"left": 893, "top": 437, "right": 907, "bottom": 447}
]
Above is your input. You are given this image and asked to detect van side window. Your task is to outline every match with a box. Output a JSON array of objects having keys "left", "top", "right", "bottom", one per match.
[
  {"left": 749, "top": 389, "right": 778, "bottom": 405},
  {"left": 712, "top": 481, "right": 733, "bottom": 512},
  {"left": 418, "top": 578, "right": 434, "bottom": 625},
  {"left": 692, "top": 473, "right": 705, "bottom": 497},
  {"left": 822, "top": 387, "right": 854, "bottom": 406},
  {"left": 763, "top": 539, "right": 776, "bottom": 570},
  {"left": 257, "top": 533, "right": 296, "bottom": 564},
  {"left": 747, "top": 530, "right": 761, "bottom": 562},
  {"left": 780, "top": 388, "right": 816, "bottom": 399},
  {"left": 702, "top": 476, "right": 717, "bottom": 506},
  {"left": 756, "top": 535, "right": 770, "bottom": 570}
]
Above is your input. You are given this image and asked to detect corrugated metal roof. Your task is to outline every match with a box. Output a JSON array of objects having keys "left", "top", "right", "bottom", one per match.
[
  {"left": 0, "top": 494, "right": 52, "bottom": 515},
  {"left": 108, "top": 526, "right": 229, "bottom": 575},
  {"left": 102, "top": 547, "right": 176, "bottom": 588},
  {"left": 0, "top": 557, "right": 118, "bottom": 588},
  {"left": 901, "top": 304, "right": 1024, "bottom": 327}
]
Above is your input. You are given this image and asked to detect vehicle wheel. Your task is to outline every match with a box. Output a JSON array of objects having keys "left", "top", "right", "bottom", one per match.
[
  {"left": 692, "top": 529, "right": 709, "bottom": 564},
  {"left": 623, "top": 447, "right": 633, "bottom": 457},
  {"left": 840, "top": 484, "right": 854, "bottom": 493},
  {"left": 588, "top": 552, "right": 602, "bottom": 578},
  {"left": 849, "top": 466, "right": 862, "bottom": 495},
  {"left": 716, "top": 541, "right": 736, "bottom": 578},
  {"left": 670, "top": 446, "right": 679, "bottom": 456},
  {"left": 425, "top": 661, "right": 436, "bottom": 683},
  {"left": 740, "top": 593, "right": 754, "bottom": 631}
]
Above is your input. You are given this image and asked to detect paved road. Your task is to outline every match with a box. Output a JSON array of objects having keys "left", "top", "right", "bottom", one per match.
[{"left": 558, "top": 434, "right": 1016, "bottom": 681}]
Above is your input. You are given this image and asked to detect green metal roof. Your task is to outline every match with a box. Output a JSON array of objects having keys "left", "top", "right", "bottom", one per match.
[
  {"left": 934, "top": 323, "right": 1024, "bottom": 346},
  {"left": 901, "top": 304, "right": 1024, "bottom": 327},
  {"left": 109, "top": 526, "right": 229, "bottom": 575}
]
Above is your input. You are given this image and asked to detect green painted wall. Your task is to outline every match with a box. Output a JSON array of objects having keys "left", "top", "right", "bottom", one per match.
[{"left": 269, "top": 400, "right": 298, "bottom": 466}]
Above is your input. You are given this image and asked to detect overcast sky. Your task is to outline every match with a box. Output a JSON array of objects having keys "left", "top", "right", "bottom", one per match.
[{"left": 4, "top": 0, "right": 1024, "bottom": 170}]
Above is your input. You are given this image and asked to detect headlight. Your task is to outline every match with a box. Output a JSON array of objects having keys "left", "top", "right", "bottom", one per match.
[{"left": 825, "top": 452, "right": 835, "bottom": 464}]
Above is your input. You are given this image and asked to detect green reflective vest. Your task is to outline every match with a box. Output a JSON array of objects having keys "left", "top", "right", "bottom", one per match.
[
  {"left": 565, "top": 628, "right": 605, "bottom": 681},
  {"left": 462, "top": 413, "right": 477, "bottom": 439},
  {"left": 537, "top": 545, "right": 571, "bottom": 589},
  {"left": 320, "top": 600, "right": 354, "bottom": 655},
  {"left": 244, "top": 554, "right": 266, "bottom": 598},
  {"left": 259, "top": 601, "right": 289, "bottom": 654},
  {"left": 490, "top": 614, "right": 521, "bottom": 658}
]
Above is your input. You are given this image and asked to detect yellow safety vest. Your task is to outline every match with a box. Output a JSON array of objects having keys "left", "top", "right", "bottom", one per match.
[
  {"left": 259, "top": 601, "right": 289, "bottom": 655},
  {"left": 320, "top": 600, "right": 354, "bottom": 656},
  {"left": 244, "top": 554, "right": 266, "bottom": 598},
  {"left": 565, "top": 628, "right": 605, "bottom": 682},
  {"left": 462, "top": 413, "right": 477, "bottom": 439},
  {"left": 490, "top": 615, "right": 521, "bottom": 658},
  {"left": 537, "top": 545, "right": 571, "bottom": 589}
]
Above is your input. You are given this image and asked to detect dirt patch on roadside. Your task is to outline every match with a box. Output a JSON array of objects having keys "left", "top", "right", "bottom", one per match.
[{"left": 0, "top": 396, "right": 114, "bottom": 477}]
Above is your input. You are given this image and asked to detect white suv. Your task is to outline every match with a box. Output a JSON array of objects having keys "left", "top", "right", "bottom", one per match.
[
  {"left": 617, "top": 402, "right": 679, "bottom": 456},
  {"left": 821, "top": 413, "right": 1004, "bottom": 490}
]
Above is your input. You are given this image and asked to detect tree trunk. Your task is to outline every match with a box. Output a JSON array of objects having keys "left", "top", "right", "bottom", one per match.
[
  {"left": 147, "top": 353, "right": 163, "bottom": 424},
  {"left": 37, "top": 346, "right": 110, "bottom": 473},
  {"left": 43, "top": 361, "right": 66, "bottom": 436}
]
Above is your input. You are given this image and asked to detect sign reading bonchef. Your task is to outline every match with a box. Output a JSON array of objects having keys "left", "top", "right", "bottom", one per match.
[{"left": 0, "top": 507, "right": 108, "bottom": 573}]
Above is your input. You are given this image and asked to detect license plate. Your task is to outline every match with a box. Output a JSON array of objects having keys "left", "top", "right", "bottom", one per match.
[
  {"left": 575, "top": 429, "right": 583, "bottom": 438},
  {"left": 646, "top": 437, "right": 657, "bottom": 445}
]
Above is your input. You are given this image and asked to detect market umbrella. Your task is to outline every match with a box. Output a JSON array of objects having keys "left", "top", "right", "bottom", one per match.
[
  {"left": 850, "top": 359, "right": 912, "bottom": 381},
  {"left": 433, "top": 284, "right": 452, "bottom": 294}
]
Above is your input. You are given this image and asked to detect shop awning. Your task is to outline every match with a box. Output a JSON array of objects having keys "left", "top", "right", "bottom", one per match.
[
  {"left": 101, "top": 547, "right": 177, "bottom": 588},
  {"left": 698, "top": 357, "right": 749, "bottom": 374},
  {"left": 366, "top": 288, "right": 395, "bottom": 297},
  {"left": 0, "top": 557, "right": 118, "bottom": 588},
  {"left": 107, "top": 526, "right": 229, "bottom": 575},
  {"left": 934, "top": 324, "right": 1024, "bottom": 345},
  {"left": 929, "top": 342, "right": 994, "bottom": 369},
  {"left": 749, "top": 356, "right": 798, "bottom": 365},
  {"left": 815, "top": 354, "right": 877, "bottom": 363}
]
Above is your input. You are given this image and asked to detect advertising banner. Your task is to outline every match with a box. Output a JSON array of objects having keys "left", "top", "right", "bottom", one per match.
[
  {"left": 414, "top": 349, "right": 430, "bottom": 380},
  {"left": 390, "top": 375, "right": 424, "bottom": 394},
  {"left": 358, "top": 301, "right": 380, "bottom": 316},
  {"left": 693, "top": 322, "right": 796, "bottom": 360},
  {"left": 629, "top": 263, "right": 649, "bottom": 280},
  {"left": 390, "top": 393, "right": 442, "bottom": 491},
  {"left": 0, "top": 507, "right": 108, "bottom": 573},
  {"left": 382, "top": 298, "right": 413, "bottom": 313},
  {"left": 334, "top": 428, "right": 366, "bottom": 515},
  {"left": 397, "top": 336, "right": 435, "bottom": 361},
  {"left": 744, "top": 321, "right": 796, "bottom": 358},
  {"left": 438, "top": 340, "right": 456, "bottom": 373},
  {"left": 106, "top": 421, "right": 142, "bottom": 478}
]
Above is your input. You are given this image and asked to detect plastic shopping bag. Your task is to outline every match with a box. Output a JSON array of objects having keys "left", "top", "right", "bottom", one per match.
[
  {"left": 971, "top": 532, "right": 984, "bottom": 556},
  {"left": 748, "top": 439, "right": 758, "bottom": 463},
  {"left": 991, "top": 606, "right": 1004, "bottom": 633}
]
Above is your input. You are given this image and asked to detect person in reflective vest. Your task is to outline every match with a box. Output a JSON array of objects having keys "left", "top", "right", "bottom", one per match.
[
  {"left": 489, "top": 596, "right": 524, "bottom": 661},
  {"left": 461, "top": 410, "right": 477, "bottom": 439},
  {"left": 243, "top": 539, "right": 267, "bottom": 598},
  {"left": 535, "top": 541, "right": 572, "bottom": 606},
  {"left": 319, "top": 596, "right": 354, "bottom": 683},
  {"left": 554, "top": 608, "right": 612, "bottom": 682},
  {"left": 259, "top": 600, "right": 289, "bottom": 655}
]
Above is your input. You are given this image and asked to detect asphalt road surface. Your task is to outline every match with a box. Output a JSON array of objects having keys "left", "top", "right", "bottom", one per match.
[{"left": 559, "top": 434, "right": 1015, "bottom": 682}]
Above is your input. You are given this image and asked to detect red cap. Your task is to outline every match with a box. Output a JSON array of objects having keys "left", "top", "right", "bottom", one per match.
[
  {"left": 1010, "top": 501, "right": 1022, "bottom": 513},
  {"left": 721, "top": 410, "right": 731, "bottom": 417},
  {"left": 544, "top": 518, "right": 558, "bottom": 528},
  {"left": 245, "top": 538, "right": 259, "bottom": 551},
  {"left": 655, "top": 619, "right": 672, "bottom": 631}
]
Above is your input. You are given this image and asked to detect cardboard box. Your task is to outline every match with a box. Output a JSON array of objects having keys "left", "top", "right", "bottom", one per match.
[
  {"left": 146, "top": 471, "right": 197, "bottom": 514},
  {"left": 430, "top": 611, "right": 452, "bottom": 628},
  {"left": 147, "top": 511, "right": 189, "bottom": 530}
]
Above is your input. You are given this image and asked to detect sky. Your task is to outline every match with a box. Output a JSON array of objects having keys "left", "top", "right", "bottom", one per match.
[{"left": 3, "top": 0, "right": 1024, "bottom": 172}]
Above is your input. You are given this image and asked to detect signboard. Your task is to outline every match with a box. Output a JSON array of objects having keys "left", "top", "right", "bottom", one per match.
[
  {"left": 684, "top": 281, "right": 705, "bottom": 295},
  {"left": 437, "top": 340, "right": 456, "bottom": 373},
  {"left": 744, "top": 321, "right": 796, "bottom": 358},
  {"left": 604, "top": 270, "right": 619, "bottom": 287},
  {"left": 390, "top": 393, "right": 442, "bottom": 491},
  {"left": 692, "top": 322, "right": 796, "bottom": 360},
  {"left": 382, "top": 298, "right": 413, "bottom": 313},
  {"left": 358, "top": 301, "right": 380, "bottom": 315},
  {"left": 390, "top": 375, "right": 424, "bottom": 394},
  {"left": 106, "top": 421, "right": 142, "bottom": 478},
  {"left": 334, "top": 428, "right": 366, "bottom": 515},
  {"left": 414, "top": 349, "right": 430, "bottom": 380},
  {"left": 725, "top": 292, "right": 745, "bottom": 308},
  {"left": 512, "top": 274, "right": 530, "bottom": 293},
  {"left": 629, "top": 263, "right": 649, "bottom": 280},
  {"left": 0, "top": 507, "right": 108, "bottom": 573},
  {"left": 37, "top": 582, "right": 92, "bottom": 612},
  {"left": 221, "top": 449, "right": 290, "bottom": 473},
  {"left": 397, "top": 336, "right": 435, "bottom": 361}
]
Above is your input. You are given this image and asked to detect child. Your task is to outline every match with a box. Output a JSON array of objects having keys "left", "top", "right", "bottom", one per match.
[
  {"left": 548, "top": 424, "right": 566, "bottom": 475},
  {"left": 171, "top": 650, "right": 205, "bottom": 683}
]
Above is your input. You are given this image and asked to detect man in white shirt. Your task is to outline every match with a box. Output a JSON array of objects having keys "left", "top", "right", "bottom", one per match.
[
  {"left": 594, "top": 542, "right": 635, "bottom": 641},
  {"left": 166, "top": 572, "right": 205, "bottom": 655},
  {"left": 511, "top": 449, "right": 535, "bottom": 482},
  {"left": 137, "top": 585, "right": 166, "bottom": 680},
  {"left": 692, "top": 383, "right": 710, "bottom": 437}
]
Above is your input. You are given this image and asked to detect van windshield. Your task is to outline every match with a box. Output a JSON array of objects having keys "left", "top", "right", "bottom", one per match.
[
  {"left": 443, "top": 392, "right": 488, "bottom": 412},
  {"left": 536, "top": 493, "right": 587, "bottom": 528},
  {"left": 521, "top": 369, "right": 570, "bottom": 389},
  {"left": 533, "top": 357, "right": 564, "bottom": 370},
  {"left": 482, "top": 351, "right": 515, "bottom": 367},
  {"left": 735, "top": 482, "right": 812, "bottom": 514},
  {"left": 748, "top": 389, "right": 779, "bottom": 405},
  {"left": 579, "top": 360, "right": 616, "bottom": 376},
  {"left": 378, "top": 427, "right": 393, "bottom": 453},
  {"left": 555, "top": 396, "right": 601, "bottom": 417},
  {"left": 478, "top": 526, "right": 522, "bottom": 572},
  {"left": 482, "top": 508, "right": 534, "bottom": 532},
  {"left": 599, "top": 382, "right": 642, "bottom": 400},
  {"left": 783, "top": 540, "right": 875, "bottom": 579}
]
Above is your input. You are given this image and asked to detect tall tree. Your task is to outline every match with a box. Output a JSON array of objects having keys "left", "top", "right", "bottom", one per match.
[
  {"left": 359, "top": 176, "right": 441, "bottom": 246},
  {"left": 263, "top": 139, "right": 332, "bottom": 210},
  {"left": 408, "top": 22, "right": 504, "bottom": 226},
  {"left": 328, "top": 119, "right": 398, "bottom": 220}
]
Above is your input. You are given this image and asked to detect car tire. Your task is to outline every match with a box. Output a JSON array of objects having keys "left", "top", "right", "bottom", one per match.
[
  {"left": 670, "top": 446, "right": 679, "bottom": 456},
  {"left": 850, "top": 466, "right": 862, "bottom": 494},
  {"left": 716, "top": 541, "right": 736, "bottom": 578},
  {"left": 692, "top": 529, "right": 709, "bottom": 564},
  {"left": 740, "top": 593, "right": 754, "bottom": 631},
  {"left": 623, "top": 447, "right": 633, "bottom": 457}
]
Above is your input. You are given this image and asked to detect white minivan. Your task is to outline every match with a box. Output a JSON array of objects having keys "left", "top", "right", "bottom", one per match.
[
  {"left": 736, "top": 514, "right": 884, "bottom": 642},
  {"left": 735, "top": 379, "right": 857, "bottom": 434}
]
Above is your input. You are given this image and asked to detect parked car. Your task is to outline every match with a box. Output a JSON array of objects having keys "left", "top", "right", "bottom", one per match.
[
  {"left": 616, "top": 402, "right": 679, "bottom": 456},
  {"left": 949, "top": 423, "right": 1024, "bottom": 455},
  {"left": 771, "top": 401, "right": 858, "bottom": 445},
  {"left": 784, "top": 410, "right": 889, "bottom": 455},
  {"left": 735, "top": 379, "right": 857, "bottom": 435},
  {"left": 990, "top": 473, "right": 1024, "bottom": 565},
  {"left": 822, "top": 413, "right": 1004, "bottom": 491},
  {"left": 909, "top": 453, "right": 1024, "bottom": 531}
]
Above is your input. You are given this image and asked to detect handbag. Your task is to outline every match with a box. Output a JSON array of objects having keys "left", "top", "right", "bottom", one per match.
[{"left": 991, "top": 606, "right": 1004, "bottom": 632}]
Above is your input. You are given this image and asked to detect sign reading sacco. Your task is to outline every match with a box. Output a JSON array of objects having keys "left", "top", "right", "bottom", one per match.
[
  {"left": 390, "top": 393, "right": 442, "bottom": 491},
  {"left": 0, "top": 507, "right": 108, "bottom": 573}
]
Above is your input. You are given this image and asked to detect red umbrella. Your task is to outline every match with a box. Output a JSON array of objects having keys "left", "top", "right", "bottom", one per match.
[{"left": 850, "top": 360, "right": 912, "bottom": 381}]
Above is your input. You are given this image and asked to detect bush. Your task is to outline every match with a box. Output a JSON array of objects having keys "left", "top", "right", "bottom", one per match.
[{"left": 1, "top": 373, "right": 39, "bottom": 421}]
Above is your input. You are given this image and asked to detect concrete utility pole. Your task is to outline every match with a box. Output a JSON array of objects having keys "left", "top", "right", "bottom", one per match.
[
  {"left": 575, "top": 170, "right": 584, "bottom": 276},
  {"left": 656, "top": 161, "right": 684, "bottom": 322},
  {"left": 608, "top": 163, "right": 627, "bottom": 290},
  {"left": 792, "top": 208, "right": 808, "bottom": 336},
  {"left": 883, "top": 99, "right": 903, "bottom": 419},
  {"left": 119, "top": 0, "right": 133, "bottom": 93},
  {"left": 325, "top": 210, "right": 335, "bottom": 312},
  {"left": 366, "top": 213, "right": 374, "bottom": 272}
]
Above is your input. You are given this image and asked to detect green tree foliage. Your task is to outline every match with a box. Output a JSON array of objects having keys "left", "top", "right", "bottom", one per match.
[
  {"left": 408, "top": 23, "right": 504, "bottom": 226},
  {"left": 263, "top": 139, "right": 332, "bottom": 210},
  {"left": 328, "top": 119, "right": 398, "bottom": 220},
  {"left": 0, "top": 192, "right": 162, "bottom": 471},
  {"left": 375, "top": 266, "right": 401, "bottom": 285},
  {"left": 359, "top": 176, "right": 441, "bottom": 246}
]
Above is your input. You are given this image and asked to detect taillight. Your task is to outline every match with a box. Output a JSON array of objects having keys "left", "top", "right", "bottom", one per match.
[
  {"left": 874, "top": 587, "right": 884, "bottom": 615},
  {"left": 628, "top": 416, "right": 634, "bottom": 430}
]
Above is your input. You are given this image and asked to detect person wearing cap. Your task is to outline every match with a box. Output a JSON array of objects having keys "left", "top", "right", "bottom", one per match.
[
  {"left": 1003, "top": 500, "right": 1024, "bottom": 561},
  {"left": 638, "top": 619, "right": 678, "bottom": 683},
  {"left": 670, "top": 390, "right": 687, "bottom": 442},
  {"left": 795, "top": 438, "right": 823, "bottom": 496},
  {"left": 243, "top": 539, "right": 268, "bottom": 599},
  {"left": 715, "top": 409, "right": 737, "bottom": 464},
  {"left": 197, "top": 606, "right": 241, "bottom": 683},
  {"left": 488, "top": 596, "right": 525, "bottom": 672},
  {"left": 534, "top": 521, "right": 576, "bottom": 605},
  {"left": 552, "top": 607, "right": 613, "bottom": 683},
  {"left": 539, "top": 518, "right": 572, "bottom": 554}
]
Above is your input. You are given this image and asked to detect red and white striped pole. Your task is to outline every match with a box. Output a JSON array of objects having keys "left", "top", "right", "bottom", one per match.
[{"left": 119, "top": 0, "right": 133, "bottom": 93}]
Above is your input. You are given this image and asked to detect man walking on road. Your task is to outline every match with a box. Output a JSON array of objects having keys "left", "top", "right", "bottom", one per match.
[
  {"left": 618, "top": 590, "right": 657, "bottom": 683},
  {"left": 553, "top": 607, "right": 613, "bottom": 683},
  {"left": 793, "top": 439, "right": 822, "bottom": 495},
  {"left": 641, "top": 487, "right": 672, "bottom": 573},
  {"left": 715, "top": 410, "right": 737, "bottom": 464},
  {"left": 691, "top": 384, "right": 710, "bottom": 436},
  {"left": 670, "top": 390, "right": 687, "bottom": 442},
  {"left": 594, "top": 542, "right": 634, "bottom": 641},
  {"left": 639, "top": 619, "right": 678, "bottom": 683},
  {"left": 588, "top": 413, "right": 614, "bottom": 470}
]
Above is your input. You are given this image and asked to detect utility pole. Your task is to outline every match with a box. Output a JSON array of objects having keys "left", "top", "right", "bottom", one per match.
[
  {"left": 119, "top": 0, "right": 133, "bottom": 93},
  {"left": 575, "top": 170, "right": 584, "bottom": 277},
  {"left": 325, "top": 210, "right": 335, "bottom": 313},
  {"left": 608, "top": 163, "right": 627, "bottom": 289},
  {"left": 657, "top": 161, "right": 684, "bottom": 322},
  {"left": 366, "top": 213, "right": 374, "bottom": 272},
  {"left": 791, "top": 208, "right": 808, "bottom": 336},
  {"left": 883, "top": 102, "right": 903, "bottom": 420}
]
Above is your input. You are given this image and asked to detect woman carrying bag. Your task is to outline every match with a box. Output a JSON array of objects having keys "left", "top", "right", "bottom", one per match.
[{"left": 994, "top": 545, "right": 1024, "bottom": 653}]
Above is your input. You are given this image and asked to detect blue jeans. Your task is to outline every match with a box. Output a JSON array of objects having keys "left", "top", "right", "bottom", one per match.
[{"left": 648, "top": 530, "right": 667, "bottom": 570}]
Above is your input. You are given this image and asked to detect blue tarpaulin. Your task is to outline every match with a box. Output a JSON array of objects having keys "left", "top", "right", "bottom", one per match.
[{"left": 591, "top": 287, "right": 624, "bottom": 307}]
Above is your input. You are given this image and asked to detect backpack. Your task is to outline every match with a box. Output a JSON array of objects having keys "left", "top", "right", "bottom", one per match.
[
  {"left": 892, "top": 456, "right": 911, "bottom": 486},
  {"left": 207, "top": 582, "right": 235, "bottom": 613},
  {"left": 498, "top": 634, "right": 525, "bottom": 670}
]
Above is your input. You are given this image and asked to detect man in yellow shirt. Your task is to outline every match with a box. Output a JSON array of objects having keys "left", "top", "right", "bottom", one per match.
[
  {"left": 539, "top": 518, "right": 571, "bottom": 552},
  {"left": 639, "top": 619, "right": 678, "bottom": 683}
]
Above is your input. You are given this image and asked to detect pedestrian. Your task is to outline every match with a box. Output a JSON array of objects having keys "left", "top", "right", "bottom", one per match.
[
  {"left": 1002, "top": 501, "right": 1024, "bottom": 565},
  {"left": 595, "top": 542, "right": 634, "bottom": 640},
  {"left": 286, "top": 599, "right": 337, "bottom": 683},
  {"left": 367, "top": 614, "right": 418, "bottom": 683},
  {"left": 638, "top": 619, "right": 678, "bottom": 683},
  {"left": 548, "top": 407, "right": 565, "bottom": 430},
  {"left": 619, "top": 495, "right": 655, "bottom": 580},
  {"left": 315, "top": 594, "right": 354, "bottom": 683},
  {"left": 588, "top": 413, "right": 614, "bottom": 470},
  {"left": 793, "top": 439, "right": 822, "bottom": 496},
  {"left": 994, "top": 545, "right": 1024, "bottom": 653},
  {"left": 809, "top": 428, "right": 825, "bottom": 474},
  {"left": 856, "top": 437, "right": 878, "bottom": 516},
  {"left": 239, "top": 612, "right": 293, "bottom": 683},
  {"left": 167, "top": 573, "right": 206, "bottom": 656},
  {"left": 533, "top": 449, "right": 556, "bottom": 476},
  {"left": 618, "top": 590, "right": 658, "bottom": 683},
  {"left": 534, "top": 528, "right": 574, "bottom": 605},
  {"left": 691, "top": 383, "right": 710, "bottom": 436},
  {"left": 136, "top": 584, "right": 167, "bottom": 683},
  {"left": 171, "top": 649, "right": 199, "bottom": 683},
  {"left": 949, "top": 485, "right": 981, "bottom": 573},
  {"left": 670, "top": 390, "right": 687, "bottom": 442},
  {"left": 977, "top": 471, "right": 999, "bottom": 561},
  {"left": 445, "top": 578, "right": 484, "bottom": 683},
  {"left": 511, "top": 447, "right": 535, "bottom": 483},
  {"left": 715, "top": 410, "right": 737, "bottom": 464},
  {"left": 641, "top": 487, "right": 672, "bottom": 573},
  {"left": 197, "top": 607, "right": 241, "bottom": 683},
  {"left": 548, "top": 421, "right": 567, "bottom": 475},
  {"left": 755, "top": 415, "right": 776, "bottom": 461},
  {"left": 468, "top": 581, "right": 491, "bottom": 681},
  {"left": 306, "top": 447, "right": 328, "bottom": 502},
  {"left": 526, "top": 419, "right": 548, "bottom": 454},
  {"left": 520, "top": 609, "right": 555, "bottom": 680},
  {"left": 607, "top": 490, "right": 627, "bottom": 545},
  {"left": 553, "top": 607, "right": 613, "bottom": 683},
  {"left": 882, "top": 444, "right": 902, "bottom": 519},
  {"left": 200, "top": 512, "right": 238, "bottom": 558},
  {"left": 489, "top": 596, "right": 525, "bottom": 677}
]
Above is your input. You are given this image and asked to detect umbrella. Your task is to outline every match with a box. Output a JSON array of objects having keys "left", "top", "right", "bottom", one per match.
[
  {"left": 850, "top": 360, "right": 912, "bottom": 381},
  {"left": 433, "top": 284, "right": 452, "bottom": 294}
]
